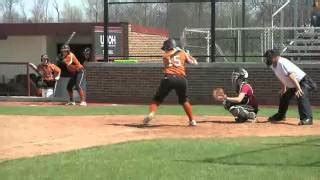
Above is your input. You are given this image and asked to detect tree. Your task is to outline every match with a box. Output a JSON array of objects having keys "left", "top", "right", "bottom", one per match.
[
  {"left": 19, "top": 0, "right": 27, "bottom": 22},
  {"left": 0, "top": 0, "right": 20, "bottom": 23},
  {"left": 82, "top": 0, "right": 103, "bottom": 22},
  {"left": 31, "top": 0, "right": 50, "bottom": 23},
  {"left": 53, "top": 0, "right": 60, "bottom": 22},
  {"left": 61, "top": 0, "right": 83, "bottom": 22}
]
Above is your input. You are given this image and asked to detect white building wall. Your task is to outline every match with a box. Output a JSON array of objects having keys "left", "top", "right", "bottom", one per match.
[{"left": 0, "top": 36, "right": 47, "bottom": 65}]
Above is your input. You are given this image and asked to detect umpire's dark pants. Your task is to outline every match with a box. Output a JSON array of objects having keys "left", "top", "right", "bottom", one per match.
[{"left": 277, "top": 75, "right": 317, "bottom": 120}]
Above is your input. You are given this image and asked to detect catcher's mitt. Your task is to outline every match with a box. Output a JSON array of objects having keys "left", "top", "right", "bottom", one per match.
[{"left": 212, "top": 88, "right": 226, "bottom": 102}]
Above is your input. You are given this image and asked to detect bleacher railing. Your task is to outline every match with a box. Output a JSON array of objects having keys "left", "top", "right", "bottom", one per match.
[{"left": 0, "top": 62, "right": 40, "bottom": 96}]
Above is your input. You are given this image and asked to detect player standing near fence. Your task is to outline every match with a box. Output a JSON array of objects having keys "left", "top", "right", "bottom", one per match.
[
  {"left": 143, "top": 39, "right": 198, "bottom": 126},
  {"left": 61, "top": 45, "right": 87, "bottom": 106},
  {"left": 263, "top": 49, "right": 317, "bottom": 125},
  {"left": 37, "top": 54, "right": 61, "bottom": 89}
]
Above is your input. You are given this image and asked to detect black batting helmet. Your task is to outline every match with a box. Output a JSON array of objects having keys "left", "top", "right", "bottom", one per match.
[
  {"left": 83, "top": 47, "right": 91, "bottom": 54},
  {"left": 161, "top": 39, "right": 176, "bottom": 51},
  {"left": 40, "top": 54, "right": 49, "bottom": 63},
  {"left": 41, "top": 54, "right": 49, "bottom": 60},
  {"left": 263, "top": 49, "right": 280, "bottom": 67},
  {"left": 61, "top": 44, "right": 70, "bottom": 52}
]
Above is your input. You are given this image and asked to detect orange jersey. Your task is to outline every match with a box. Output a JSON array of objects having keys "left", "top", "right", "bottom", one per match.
[
  {"left": 63, "top": 52, "right": 83, "bottom": 74},
  {"left": 38, "top": 63, "right": 61, "bottom": 81},
  {"left": 163, "top": 50, "right": 191, "bottom": 77}
]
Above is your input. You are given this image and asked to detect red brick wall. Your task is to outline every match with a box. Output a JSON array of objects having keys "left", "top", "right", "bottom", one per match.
[
  {"left": 86, "top": 63, "right": 320, "bottom": 105},
  {"left": 128, "top": 24, "right": 168, "bottom": 62}
]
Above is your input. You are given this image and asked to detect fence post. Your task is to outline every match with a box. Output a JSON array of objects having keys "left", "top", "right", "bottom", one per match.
[
  {"left": 104, "top": 0, "right": 109, "bottom": 62},
  {"left": 237, "top": 30, "right": 241, "bottom": 58},
  {"left": 210, "top": 0, "right": 216, "bottom": 62},
  {"left": 27, "top": 63, "right": 30, "bottom": 96},
  {"left": 234, "top": 36, "right": 237, "bottom": 62},
  {"left": 260, "top": 32, "right": 264, "bottom": 62}
]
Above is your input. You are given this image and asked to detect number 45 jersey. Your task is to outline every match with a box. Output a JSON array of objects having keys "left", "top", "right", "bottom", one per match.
[{"left": 163, "top": 50, "right": 192, "bottom": 77}]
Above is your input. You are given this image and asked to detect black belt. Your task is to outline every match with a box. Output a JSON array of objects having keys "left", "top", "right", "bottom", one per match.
[{"left": 164, "top": 74, "right": 186, "bottom": 78}]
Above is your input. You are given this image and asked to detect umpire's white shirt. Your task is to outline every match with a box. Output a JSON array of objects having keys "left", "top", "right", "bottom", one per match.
[{"left": 271, "top": 57, "right": 306, "bottom": 88}]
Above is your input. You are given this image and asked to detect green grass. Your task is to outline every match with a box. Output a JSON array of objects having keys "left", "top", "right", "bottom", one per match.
[
  {"left": 0, "top": 105, "right": 319, "bottom": 119},
  {"left": 1, "top": 136, "right": 320, "bottom": 180}
]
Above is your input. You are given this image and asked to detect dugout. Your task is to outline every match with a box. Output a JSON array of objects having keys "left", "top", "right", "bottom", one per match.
[{"left": 0, "top": 22, "right": 168, "bottom": 97}]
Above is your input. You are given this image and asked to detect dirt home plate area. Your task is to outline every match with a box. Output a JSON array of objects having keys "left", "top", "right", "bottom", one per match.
[{"left": 0, "top": 111, "right": 320, "bottom": 161}]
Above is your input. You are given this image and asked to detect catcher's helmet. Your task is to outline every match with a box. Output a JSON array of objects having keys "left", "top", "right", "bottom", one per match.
[
  {"left": 61, "top": 44, "right": 70, "bottom": 52},
  {"left": 161, "top": 39, "right": 176, "bottom": 51},
  {"left": 263, "top": 49, "right": 280, "bottom": 67},
  {"left": 232, "top": 68, "right": 248, "bottom": 90}
]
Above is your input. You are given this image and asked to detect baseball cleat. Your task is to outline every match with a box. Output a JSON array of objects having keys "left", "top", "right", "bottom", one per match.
[
  {"left": 65, "top": 101, "right": 76, "bottom": 106},
  {"left": 298, "top": 119, "right": 313, "bottom": 125},
  {"left": 80, "top": 101, "right": 87, "bottom": 106},
  {"left": 248, "top": 112, "right": 257, "bottom": 120},
  {"left": 250, "top": 113, "right": 258, "bottom": 123},
  {"left": 143, "top": 112, "right": 155, "bottom": 125},
  {"left": 189, "top": 120, "right": 197, "bottom": 126},
  {"left": 268, "top": 113, "right": 285, "bottom": 122}
]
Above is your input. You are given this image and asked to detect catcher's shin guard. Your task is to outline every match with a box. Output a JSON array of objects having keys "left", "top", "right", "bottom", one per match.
[
  {"left": 229, "top": 106, "right": 250, "bottom": 123},
  {"left": 223, "top": 100, "right": 233, "bottom": 110}
]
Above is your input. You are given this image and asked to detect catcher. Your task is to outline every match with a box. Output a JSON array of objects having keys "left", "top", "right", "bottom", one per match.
[{"left": 213, "top": 68, "right": 258, "bottom": 123}]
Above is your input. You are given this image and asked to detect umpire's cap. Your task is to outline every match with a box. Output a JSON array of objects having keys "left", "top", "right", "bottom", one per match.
[
  {"left": 161, "top": 39, "right": 176, "bottom": 51},
  {"left": 263, "top": 49, "right": 280, "bottom": 66}
]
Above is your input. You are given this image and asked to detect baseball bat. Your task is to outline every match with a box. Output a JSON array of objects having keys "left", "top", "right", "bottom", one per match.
[
  {"left": 64, "top": 31, "right": 76, "bottom": 45},
  {"left": 53, "top": 80, "right": 58, "bottom": 97},
  {"left": 55, "top": 32, "right": 76, "bottom": 62}
]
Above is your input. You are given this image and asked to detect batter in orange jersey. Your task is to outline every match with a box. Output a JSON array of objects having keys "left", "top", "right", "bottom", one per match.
[
  {"left": 143, "top": 39, "right": 198, "bottom": 126},
  {"left": 61, "top": 45, "right": 87, "bottom": 106}
]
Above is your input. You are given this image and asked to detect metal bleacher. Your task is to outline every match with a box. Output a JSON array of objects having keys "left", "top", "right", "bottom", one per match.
[{"left": 282, "top": 29, "right": 320, "bottom": 61}]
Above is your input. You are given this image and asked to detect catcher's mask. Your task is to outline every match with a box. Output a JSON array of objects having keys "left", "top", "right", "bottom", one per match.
[
  {"left": 161, "top": 38, "right": 176, "bottom": 51},
  {"left": 263, "top": 49, "right": 280, "bottom": 67},
  {"left": 231, "top": 68, "right": 248, "bottom": 91},
  {"left": 41, "top": 54, "right": 49, "bottom": 64}
]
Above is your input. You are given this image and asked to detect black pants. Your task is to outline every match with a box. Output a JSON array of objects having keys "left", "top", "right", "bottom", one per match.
[
  {"left": 153, "top": 74, "right": 188, "bottom": 105},
  {"left": 67, "top": 69, "right": 85, "bottom": 91},
  {"left": 277, "top": 75, "right": 317, "bottom": 120}
]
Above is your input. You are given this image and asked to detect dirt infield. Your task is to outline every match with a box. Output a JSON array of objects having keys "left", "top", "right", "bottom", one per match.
[{"left": 1, "top": 115, "right": 320, "bottom": 161}]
